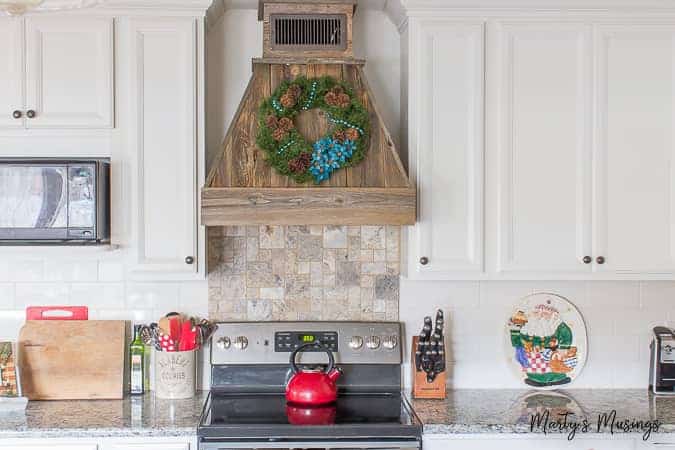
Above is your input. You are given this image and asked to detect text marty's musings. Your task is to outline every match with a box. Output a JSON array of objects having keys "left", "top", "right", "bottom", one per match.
[{"left": 530, "top": 410, "right": 661, "bottom": 441}]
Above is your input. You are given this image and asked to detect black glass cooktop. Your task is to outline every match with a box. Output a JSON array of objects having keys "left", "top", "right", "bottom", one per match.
[{"left": 198, "top": 392, "right": 421, "bottom": 440}]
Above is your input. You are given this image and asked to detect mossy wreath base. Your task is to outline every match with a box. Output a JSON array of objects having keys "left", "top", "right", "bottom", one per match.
[{"left": 256, "top": 76, "right": 371, "bottom": 184}]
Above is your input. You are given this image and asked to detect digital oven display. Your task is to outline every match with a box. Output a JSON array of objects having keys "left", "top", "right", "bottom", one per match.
[{"left": 275, "top": 331, "right": 338, "bottom": 352}]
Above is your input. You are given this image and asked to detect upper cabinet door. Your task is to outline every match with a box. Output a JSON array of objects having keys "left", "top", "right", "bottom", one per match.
[
  {"left": 0, "top": 17, "right": 24, "bottom": 128},
  {"left": 492, "top": 22, "right": 593, "bottom": 275},
  {"left": 24, "top": 16, "right": 113, "bottom": 128},
  {"left": 593, "top": 24, "right": 675, "bottom": 276},
  {"left": 128, "top": 17, "right": 199, "bottom": 279},
  {"left": 408, "top": 20, "right": 485, "bottom": 279}
]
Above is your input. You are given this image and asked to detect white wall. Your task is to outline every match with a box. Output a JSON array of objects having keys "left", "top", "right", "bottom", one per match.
[
  {"left": 400, "top": 280, "right": 671, "bottom": 389},
  {"left": 205, "top": 8, "right": 402, "bottom": 166}
]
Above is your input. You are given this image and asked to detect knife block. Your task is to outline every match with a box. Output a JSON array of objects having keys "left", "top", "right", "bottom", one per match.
[{"left": 411, "top": 336, "right": 446, "bottom": 399}]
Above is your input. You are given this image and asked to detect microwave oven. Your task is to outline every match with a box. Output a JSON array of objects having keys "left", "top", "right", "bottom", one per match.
[{"left": 0, "top": 159, "right": 110, "bottom": 244}]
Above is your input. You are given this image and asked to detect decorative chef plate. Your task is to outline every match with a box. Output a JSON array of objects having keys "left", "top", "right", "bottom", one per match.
[{"left": 505, "top": 293, "right": 588, "bottom": 389}]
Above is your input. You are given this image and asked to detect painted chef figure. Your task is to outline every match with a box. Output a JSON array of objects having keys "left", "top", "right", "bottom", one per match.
[{"left": 509, "top": 304, "right": 578, "bottom": 387}]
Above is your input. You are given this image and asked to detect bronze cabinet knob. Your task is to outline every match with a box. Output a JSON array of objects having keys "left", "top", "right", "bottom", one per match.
[
  {"left": 185, "top": 256, "right": 194, "bottom": 265},
  {"left": 596, "top": 256, "right": 606, "bottom": 265},
  {"left": 26, "top": 110, "right": 36, "bottom": 118},
  {"left": 12, "top": 110, "right": 22, "bottom": 119},
  {"left": 419, "top": 256, "right": 429, "bottom": 266},
  {"left": 583, "top": 256, "right": 592, "bottom": 264}
]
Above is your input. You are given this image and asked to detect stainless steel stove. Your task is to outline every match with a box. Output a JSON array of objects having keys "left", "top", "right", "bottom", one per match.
[{"left": 198, "top": 322, "right": 421, "bottom": 450}]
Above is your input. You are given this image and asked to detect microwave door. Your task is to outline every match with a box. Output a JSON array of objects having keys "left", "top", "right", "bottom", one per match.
[{"left": 0, "top": 165, "right": 69, "bottom": 240}]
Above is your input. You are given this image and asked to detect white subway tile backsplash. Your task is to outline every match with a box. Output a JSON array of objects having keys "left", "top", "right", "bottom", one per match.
[
  {"left": 70, "top": 283, "right": 125, "bottom": 309},
  {"left": 8, "top": 260, "right": 44, "bottom": 282},
  {"left": 586, "top": 281, "right": 640, "bottom": 309},
  {"left": 640, "top": 281, "right": 675, "bottom": 309},
  {"left": 44, "top": 260, "right": 99, "bottom": 282},
  {"left": 15, "top": 283, "right": 70, "bottom": 307},
  {"left": 0, "top": 310, "right": 25, "bottom": 340},
  {"left": 0, "top": 284, "right": 15, "bottom": 309},
  {"left": 98, "top": 261, "right": 126, "bottom": 282},
  {"left": 402, "top": 280, "right": 674, "bottom": 389}
]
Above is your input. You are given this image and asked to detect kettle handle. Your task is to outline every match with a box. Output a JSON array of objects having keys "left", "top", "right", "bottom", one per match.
[{"left": 289, "top": 341, "right": 335, "bottom": 375}]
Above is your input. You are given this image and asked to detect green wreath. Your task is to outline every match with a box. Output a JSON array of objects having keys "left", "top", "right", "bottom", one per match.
[{"left": 256, "top": 76, "right": 370, "bottom": 184}]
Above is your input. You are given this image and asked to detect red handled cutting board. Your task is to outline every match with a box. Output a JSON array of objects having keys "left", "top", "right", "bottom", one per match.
[{"left": 18, "top": 320, "right": 125, "bottom": 400}]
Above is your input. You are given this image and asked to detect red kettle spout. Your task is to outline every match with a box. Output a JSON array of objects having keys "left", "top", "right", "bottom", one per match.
[{"left": 328, "top": 367, "right": 342, "bottom": 382}]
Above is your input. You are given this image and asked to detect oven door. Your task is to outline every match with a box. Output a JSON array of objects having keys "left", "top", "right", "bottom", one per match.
[{"left": 199, "top": 441, "right": 420, "bottom": 450}]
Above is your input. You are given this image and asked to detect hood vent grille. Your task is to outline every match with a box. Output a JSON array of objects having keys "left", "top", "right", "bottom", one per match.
[{"left": 271, "top": 14, "right": 346, "bottom": 51}]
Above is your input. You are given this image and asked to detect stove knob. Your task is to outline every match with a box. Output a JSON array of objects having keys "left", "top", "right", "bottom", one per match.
[
  {"left": 216, "top": 336, "right": 231, "bottom": 350},
  {"left": 366, "top": 335, "right": 381, "bottom": 350},
  {"left": 349, "top": 336, "right": 364, "bottom": 350},
  {"left": 665, "top": 345, "right": 673, "bottom": 353},
  {"left": 383, "top": 335, "right": 398, "bottom": 350},
  {"left": 233, "top": 336, "right": 248, "bottom": 350}
]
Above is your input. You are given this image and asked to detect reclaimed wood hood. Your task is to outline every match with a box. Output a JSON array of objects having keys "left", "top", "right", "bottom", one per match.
[{"left": 202, "top": 0, "right": 416, "bottom": 226}]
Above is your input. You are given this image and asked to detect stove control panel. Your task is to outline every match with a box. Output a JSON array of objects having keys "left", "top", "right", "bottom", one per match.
[
  {"left": 274, "top": 331, "right": 338, "bottom": 352},
  {"left": 211, "top": 322, "right": 402, "bottom": 365}
]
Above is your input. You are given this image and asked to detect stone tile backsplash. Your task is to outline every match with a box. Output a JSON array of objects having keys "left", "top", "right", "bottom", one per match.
[{"left": 207, "top": 225, "right": 401, "bottom": 321}]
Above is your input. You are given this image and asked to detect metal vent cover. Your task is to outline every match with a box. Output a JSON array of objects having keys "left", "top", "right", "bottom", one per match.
[{"left": 271, "top": 14, "right": 347, "bottom": 51}]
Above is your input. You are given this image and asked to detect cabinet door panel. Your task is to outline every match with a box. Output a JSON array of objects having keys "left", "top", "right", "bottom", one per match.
[
  {"left": 0, "top": 17, "right": 24, "bottom": 128},
  {"left": 594, "top": 25, "right": 675, "bottom": 275},
  {"left": 25, "top": 16, "right": 113, "bottom": 128},
  {"left": 129, "top": 18, "right": 198, "bottom": 278},
  {"left": 409, "top": 21, "right": 484, "bottom": 278},
  {"left": 495, "top": 23, "right": 592, "bottom": 274},
  {"left": 108, "top": 444, "right": 189, "bottom": 450}
]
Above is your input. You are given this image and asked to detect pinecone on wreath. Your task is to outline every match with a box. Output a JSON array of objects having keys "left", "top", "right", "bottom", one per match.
[
  {"left": 325, "top": 86, "right": 350, "bottom": 108},
  {"left": 272, "top": 128, "right": 288, "bottom": 142},
  {"left": 288, "top": 152, "right": 312, "bottom": 174},
  {"left": 344, "top": 127, "right": 360, "bottom": 141},
  {"left": 278, "top": 117, "right": 294, "bottom": 132}
]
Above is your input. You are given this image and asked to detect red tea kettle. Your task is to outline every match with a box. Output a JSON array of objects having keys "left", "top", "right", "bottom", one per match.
[{"left": 286, "top": 341, "right": 342, "bottom": 406}]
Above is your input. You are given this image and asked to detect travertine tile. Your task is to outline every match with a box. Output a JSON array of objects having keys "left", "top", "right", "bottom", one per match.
[
  {"left": 323, "top": 226, "right": 348, "bottom": 249},
  {"left": 361, "top": 226, "right": 385, "bottom": 250},
  {"left": 208, "top": 225, "right": 401, "bottom": 321},
  {"left": 260, "top": 226, "right": 285, "bottom": 249}
]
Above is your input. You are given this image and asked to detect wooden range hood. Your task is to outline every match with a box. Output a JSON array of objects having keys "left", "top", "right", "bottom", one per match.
[{"left": 202, "top": 0, "right": 416, "bottom": 226}]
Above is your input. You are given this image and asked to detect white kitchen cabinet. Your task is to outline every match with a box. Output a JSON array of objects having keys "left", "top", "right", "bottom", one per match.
[
  {"left": 592, "top": 24, "right": 675, "bottom": 277},
  {"left": 0, "top": 16, "right": 24, "bottom": 129},
  {"left": 0, "top": 444, "right": 98, "bottom": 450},
  {"left": 405, "top": 20, "right": 485, "bottom": 279},
  {"left": 0, "top": 436, "right": 196, "bottom": 450},
  {"left": 24, "top": 16, "right": 114, "bottom": 128},
  {"left": 0, "top": 16, "right": 113, "bottom": 129},
  {"left": 405, "top": 16, "right": 675, "bottom": 280},
  {"left": 492, "top": 22, "right": 593, "bottom": 275},
  {"left": 423, "top": 435, "right": 636, "bottom": 450},
  {"left": 125, "top": 17, "right": 203, "bottom": 280},
  {"left": 106, "top": 443, "right": 190, "bottom": 450}
]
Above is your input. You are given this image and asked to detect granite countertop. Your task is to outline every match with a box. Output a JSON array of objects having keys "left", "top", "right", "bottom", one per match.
[
  {"left": 0, "top": 391, "right": 208, "bottom": 439},
  {"left": 407, "top": 389, "right": 675, "bottom": 438}
]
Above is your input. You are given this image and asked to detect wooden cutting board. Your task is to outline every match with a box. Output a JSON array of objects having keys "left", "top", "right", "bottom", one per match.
[{"left": 18, "top": 320, "right": 126, "bottom": 400}]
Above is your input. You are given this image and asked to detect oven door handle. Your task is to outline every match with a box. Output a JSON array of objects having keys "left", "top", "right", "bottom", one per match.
[{"left": 199, "top": 441, "right": 420, "bottom": 449}]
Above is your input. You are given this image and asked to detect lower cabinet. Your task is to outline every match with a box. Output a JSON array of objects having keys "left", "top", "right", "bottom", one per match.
[
  {"left": 423, "top": 436, "right": 637, "bottom": 450},
  {"left": 0, "top": 445, "right": 98, "bottom": 450},
  {"left": 0, "top": 437, "right": 196, "bottom": 450}
]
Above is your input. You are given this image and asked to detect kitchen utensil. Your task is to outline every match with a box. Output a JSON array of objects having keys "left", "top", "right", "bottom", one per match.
[
  {"left": 167, "top": 314, "right": 182, "bottom": 343},
  {"left": 18, "top": 320, "right": 125, "bottom": 400},
  {"left": 179, "top": 320, "right": 198, "bottom": 352},
  {"left": 159, "top": 333, "right": 176, "bottom": 352},
  {"left": 286, "top": 341, "right": 342, "bottom": 406},
  {"left": 158, "top": 317, "right": 170, "bottom": 335},
  {"left": 26, "top": 306, "right": 88, "bottom": 321}
]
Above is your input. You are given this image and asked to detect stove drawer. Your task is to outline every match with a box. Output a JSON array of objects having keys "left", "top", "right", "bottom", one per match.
[{"left": 199, "top": 441, "right": 420, "bottom": 450}]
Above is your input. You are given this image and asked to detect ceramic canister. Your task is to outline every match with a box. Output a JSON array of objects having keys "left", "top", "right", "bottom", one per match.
[{"left": 154, "top": 349, "right": 196, "bottom": 399}]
